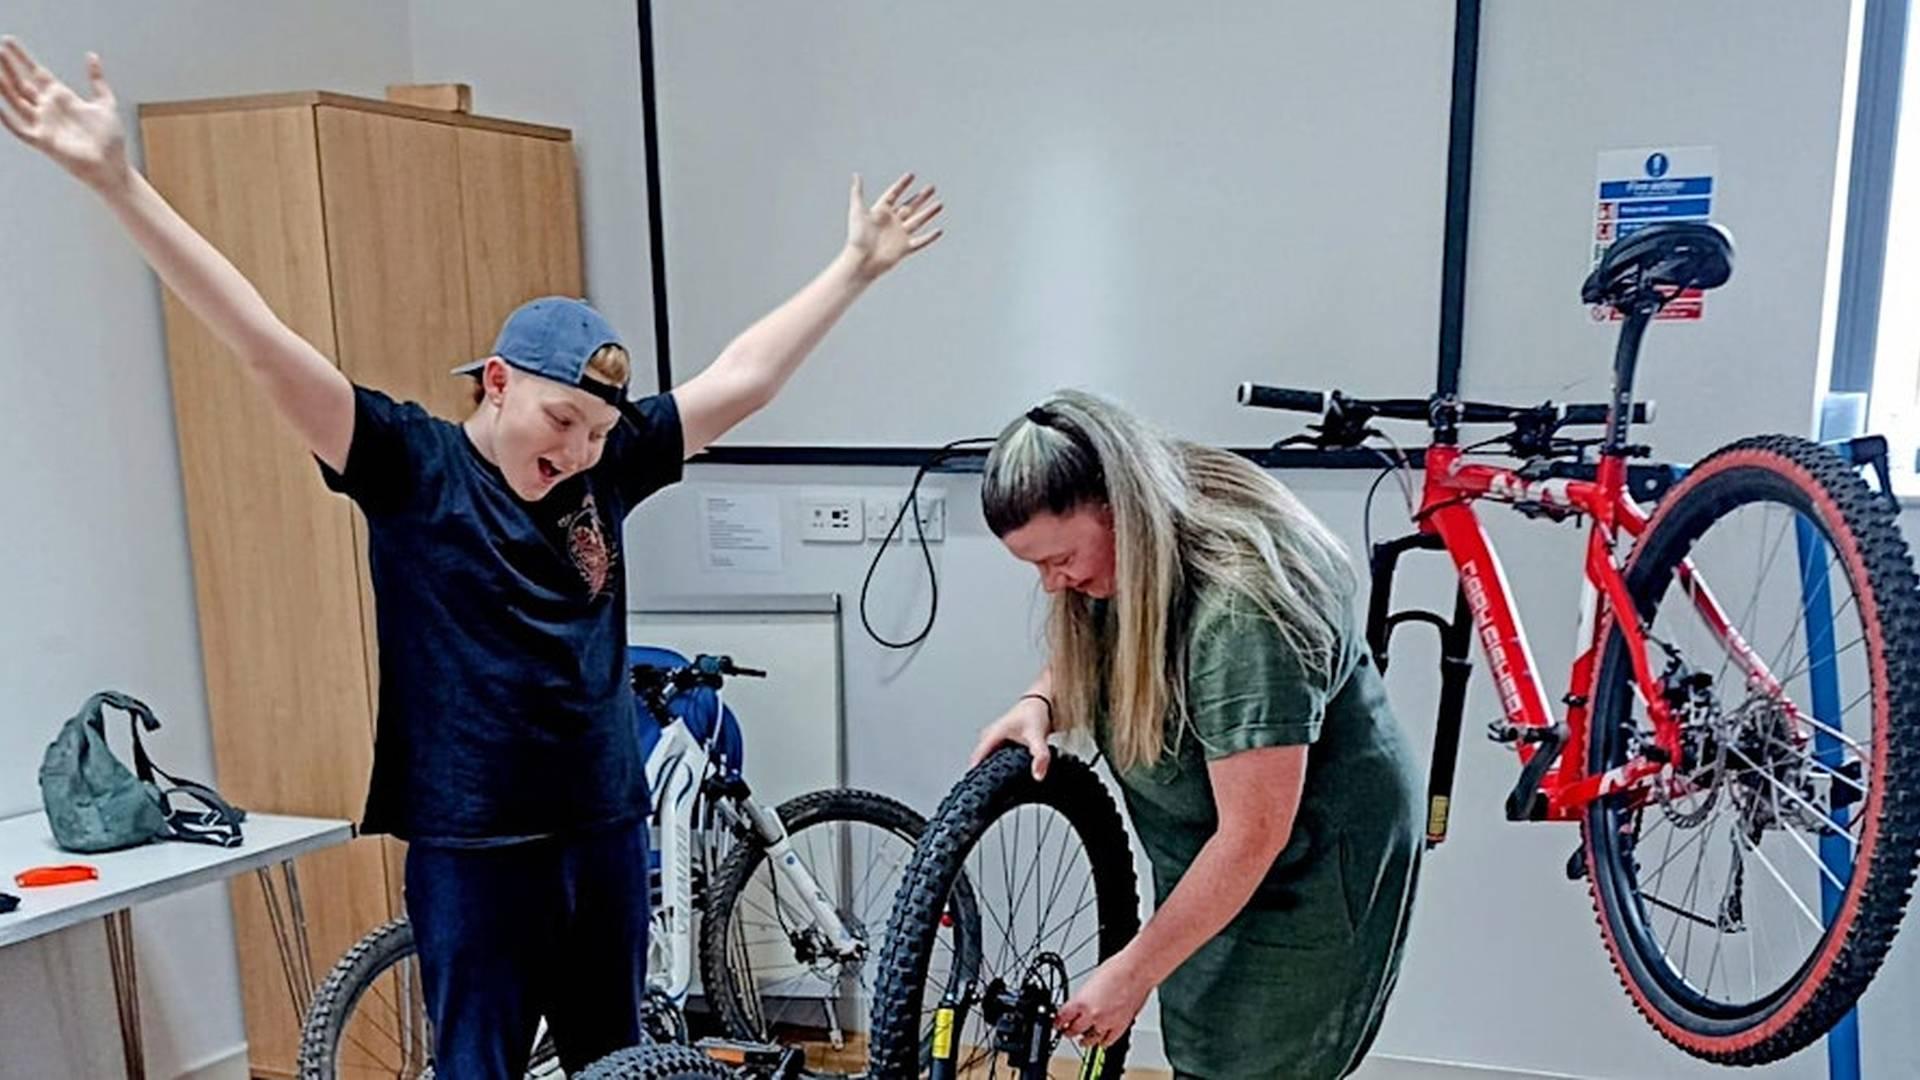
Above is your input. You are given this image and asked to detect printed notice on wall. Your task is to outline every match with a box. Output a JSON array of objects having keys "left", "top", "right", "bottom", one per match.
[
  {"left": 1592, "top": 146, "right": 1717, "bottom": 323},
  {"left": 701, "top": 492, "right": 783, "bottom": 573}
]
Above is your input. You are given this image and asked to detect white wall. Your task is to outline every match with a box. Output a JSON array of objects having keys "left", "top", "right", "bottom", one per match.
[
  {"left": 1459, "top": 2, "right": 1857, "bottom": 464},
  {"left": 0, "top": 3, "right": 412, "bottom": 1077},
  {"left": 647, "top": 1, "right": 1456, "bottom": 447},
  {"left": 407, "top": 0, "right": 659, "bottom": 376}
]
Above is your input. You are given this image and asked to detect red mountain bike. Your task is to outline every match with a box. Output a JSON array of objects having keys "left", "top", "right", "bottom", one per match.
[{"left": 1241, "top": 222, "right": 1920, "bottom": 1065}]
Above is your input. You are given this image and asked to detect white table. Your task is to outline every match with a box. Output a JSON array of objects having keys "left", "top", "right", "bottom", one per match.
[{"left": 0, "top": 810, "right": 353, "bottom": 1079}]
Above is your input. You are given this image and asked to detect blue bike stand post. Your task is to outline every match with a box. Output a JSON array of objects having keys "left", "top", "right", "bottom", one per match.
[
  {"left": 1795, "top": 514, "right": 1861, "bottom": 1080},
  {"left": 1794, "top": 433, "right": 1889, "bottom": 1080}
]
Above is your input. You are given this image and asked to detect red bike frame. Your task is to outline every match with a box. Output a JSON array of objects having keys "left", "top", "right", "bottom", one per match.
[{"left": 1416, "top": 444, "right": 1802, "bottom": 823}]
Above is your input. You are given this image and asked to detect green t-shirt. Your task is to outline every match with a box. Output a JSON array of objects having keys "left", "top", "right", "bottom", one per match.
[{"left": 1095, "top": 589, "right": 1422, "bottom": 1079}]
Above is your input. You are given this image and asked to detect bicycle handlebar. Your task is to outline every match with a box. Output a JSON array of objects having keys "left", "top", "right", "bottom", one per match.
[
  {"left": 631, "top": 654, "right": 767, "bottom": 699},
  {"left": 1236, "top": 384, "right": 1326, "bottom": 414},
  {"left": 1236, "top": 382, "right": 1654, "bottom": 427},
  {"left": 1564, "top": 401, "right": 1657, "bottom": 425}
]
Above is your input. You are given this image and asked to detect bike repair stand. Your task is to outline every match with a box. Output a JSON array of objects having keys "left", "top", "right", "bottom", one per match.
[{"left": 1799, "top": 432, "right": 1895, "bottom": 1080}]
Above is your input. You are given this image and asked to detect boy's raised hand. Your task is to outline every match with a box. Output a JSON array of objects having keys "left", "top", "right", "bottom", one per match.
[
  {"left": 0, "top": 38, "right": 129, "bottom": 193},
  {"left": 844, "top": 171, "right": 943, "bottom": 280}
]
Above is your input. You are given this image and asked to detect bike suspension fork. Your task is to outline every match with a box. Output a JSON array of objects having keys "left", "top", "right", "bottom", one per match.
[
  {"left": 1367, "top": 532, "right": 1476, "bottom": 847},
  {"left": 739, "top": 794, "right": 862, "bottom": 952}
]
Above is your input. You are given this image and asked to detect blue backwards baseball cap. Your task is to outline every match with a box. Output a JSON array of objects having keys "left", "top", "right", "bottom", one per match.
[{"left": 452, "top": 297, "right": 637, "bottom": 418}]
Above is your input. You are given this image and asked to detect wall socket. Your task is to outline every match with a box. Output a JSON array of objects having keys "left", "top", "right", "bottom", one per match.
[
  {"left": 797, "top": 497, "right": 865, "bottom": 542},
  {"left": 867, "top": 492, "right": 945, "bottom": 542}
]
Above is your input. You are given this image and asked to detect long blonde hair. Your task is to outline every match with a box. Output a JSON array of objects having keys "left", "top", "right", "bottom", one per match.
[{"left": 981, "top": 390, "right": 1355, "bottom": 771}]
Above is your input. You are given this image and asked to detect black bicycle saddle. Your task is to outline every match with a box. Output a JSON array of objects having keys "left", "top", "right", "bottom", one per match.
[{"left": 1581, "top": 221, "right": 1734, "bottom": 307}]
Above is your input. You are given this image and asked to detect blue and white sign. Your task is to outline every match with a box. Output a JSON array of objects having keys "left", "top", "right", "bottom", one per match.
[{"left": 1592, "top": 145, "right": 1718, "bottom": 321}]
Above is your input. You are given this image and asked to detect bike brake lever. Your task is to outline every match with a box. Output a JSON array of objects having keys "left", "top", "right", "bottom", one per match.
[
  {"left": 715, "top": 656, "right": 768, "bottom": 678},
  {"left": 1271, "top": 431, "right": 1368, "bottom": 453}
]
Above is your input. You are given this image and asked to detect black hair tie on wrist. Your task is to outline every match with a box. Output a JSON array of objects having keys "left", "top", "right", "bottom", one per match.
[{"left": 1018, "top": 692, "right": 1055, "bottom": 727}]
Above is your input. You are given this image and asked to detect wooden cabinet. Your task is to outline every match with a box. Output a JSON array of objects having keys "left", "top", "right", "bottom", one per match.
[{"left": 138, "top": 91, "right": 584, "bottom": 1077}]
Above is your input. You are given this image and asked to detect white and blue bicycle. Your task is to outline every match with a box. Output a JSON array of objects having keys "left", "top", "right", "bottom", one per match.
[{"left": 298, "top": 649, "right": 976, "bottom": 1079}]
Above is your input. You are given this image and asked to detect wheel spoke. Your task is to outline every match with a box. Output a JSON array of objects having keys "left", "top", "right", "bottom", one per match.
[
  {"left": 1710, "top": 506, "right": 1797, "bottom": 692},
  {"left": 1738, "top": 831, "right": 1826, "bottom": 933},
  {"left": 1641, "top": 814, "right": 1713, "bottom": 890}
]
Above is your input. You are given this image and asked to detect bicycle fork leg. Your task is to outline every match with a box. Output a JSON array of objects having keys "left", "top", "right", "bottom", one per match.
[
  {"left": 1366, "top": 533, "right": 1475, "bottom": 848},
  {"left": 739, "top": 796, "right": 864, "bottom": 954},
  {"left": 1428, "top": 588, "right": 1474, "bottom": 847}
]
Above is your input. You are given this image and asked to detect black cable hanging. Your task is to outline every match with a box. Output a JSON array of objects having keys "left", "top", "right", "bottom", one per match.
[{"left": 859, "top": 436, "right": 996, "bottom": 649}]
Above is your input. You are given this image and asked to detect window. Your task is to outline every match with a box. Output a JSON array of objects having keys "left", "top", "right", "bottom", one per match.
[{"left": 1842, "top": 0, "right": 1919, "bottom": 494}]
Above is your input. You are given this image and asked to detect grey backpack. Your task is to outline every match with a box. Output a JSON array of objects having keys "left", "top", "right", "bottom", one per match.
[{"left": 38, "top": 691, "right": 246, "bottom": 853}]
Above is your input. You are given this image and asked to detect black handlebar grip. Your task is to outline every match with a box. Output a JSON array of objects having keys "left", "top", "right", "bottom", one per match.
[
  {"left": 1237, "top": 383, "right": 1327, "bottom": 413},
  {"left": 1561, "top": 401, "right": 1656, "bottom": 425}
]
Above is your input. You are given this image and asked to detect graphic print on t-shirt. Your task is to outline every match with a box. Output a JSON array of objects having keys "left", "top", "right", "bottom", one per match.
[{"left": 560, "top": 491, "right": 617, "bottom": 597}]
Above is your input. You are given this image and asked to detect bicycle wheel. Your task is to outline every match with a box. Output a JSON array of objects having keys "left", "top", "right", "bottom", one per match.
[
  {"left": 699, "top": 789, "right": 976, "bottom": 1071},
  {"left": 1584, "top": 435, "right": 1920, "bottom": 1063},
  {"left": 575, "top": 1044, "right": 735, "bottom": 1080},
  {"left": 298, "top": 918, "right": 561, "bottom": 1078},
  {"left": 870, "top": 747, "right": 1139, "bottom": 1079}
]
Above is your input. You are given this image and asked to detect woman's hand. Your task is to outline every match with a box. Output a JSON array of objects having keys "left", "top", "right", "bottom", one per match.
[
  {"left": 969, "top": 694, "right": 1053, "bottom": 779},
  {"left": 1055, "top": 953, "right": 1152, "bottom": 1049}
]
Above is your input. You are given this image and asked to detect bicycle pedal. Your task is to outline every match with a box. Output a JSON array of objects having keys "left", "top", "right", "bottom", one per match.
[
  {"left": 693, "top": 1037, "right": 789, "bottom": 1067},
  {"left": 1487, "top": 721, "right": 1522, "bottom": 744}
]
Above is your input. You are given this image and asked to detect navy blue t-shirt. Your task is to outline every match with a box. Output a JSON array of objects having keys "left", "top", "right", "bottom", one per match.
[{"left": 319, "top": 385, "right": 683, "bottom": 845}]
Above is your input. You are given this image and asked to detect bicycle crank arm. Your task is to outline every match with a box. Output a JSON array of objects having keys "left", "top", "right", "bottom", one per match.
[{"left": 1504, "top": 723, "right": 1569, "bottom": 821}]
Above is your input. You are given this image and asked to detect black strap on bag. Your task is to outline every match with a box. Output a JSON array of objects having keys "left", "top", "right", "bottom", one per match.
[{"left": 113, "top": 693, "right": 249, "bottom": 849}]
